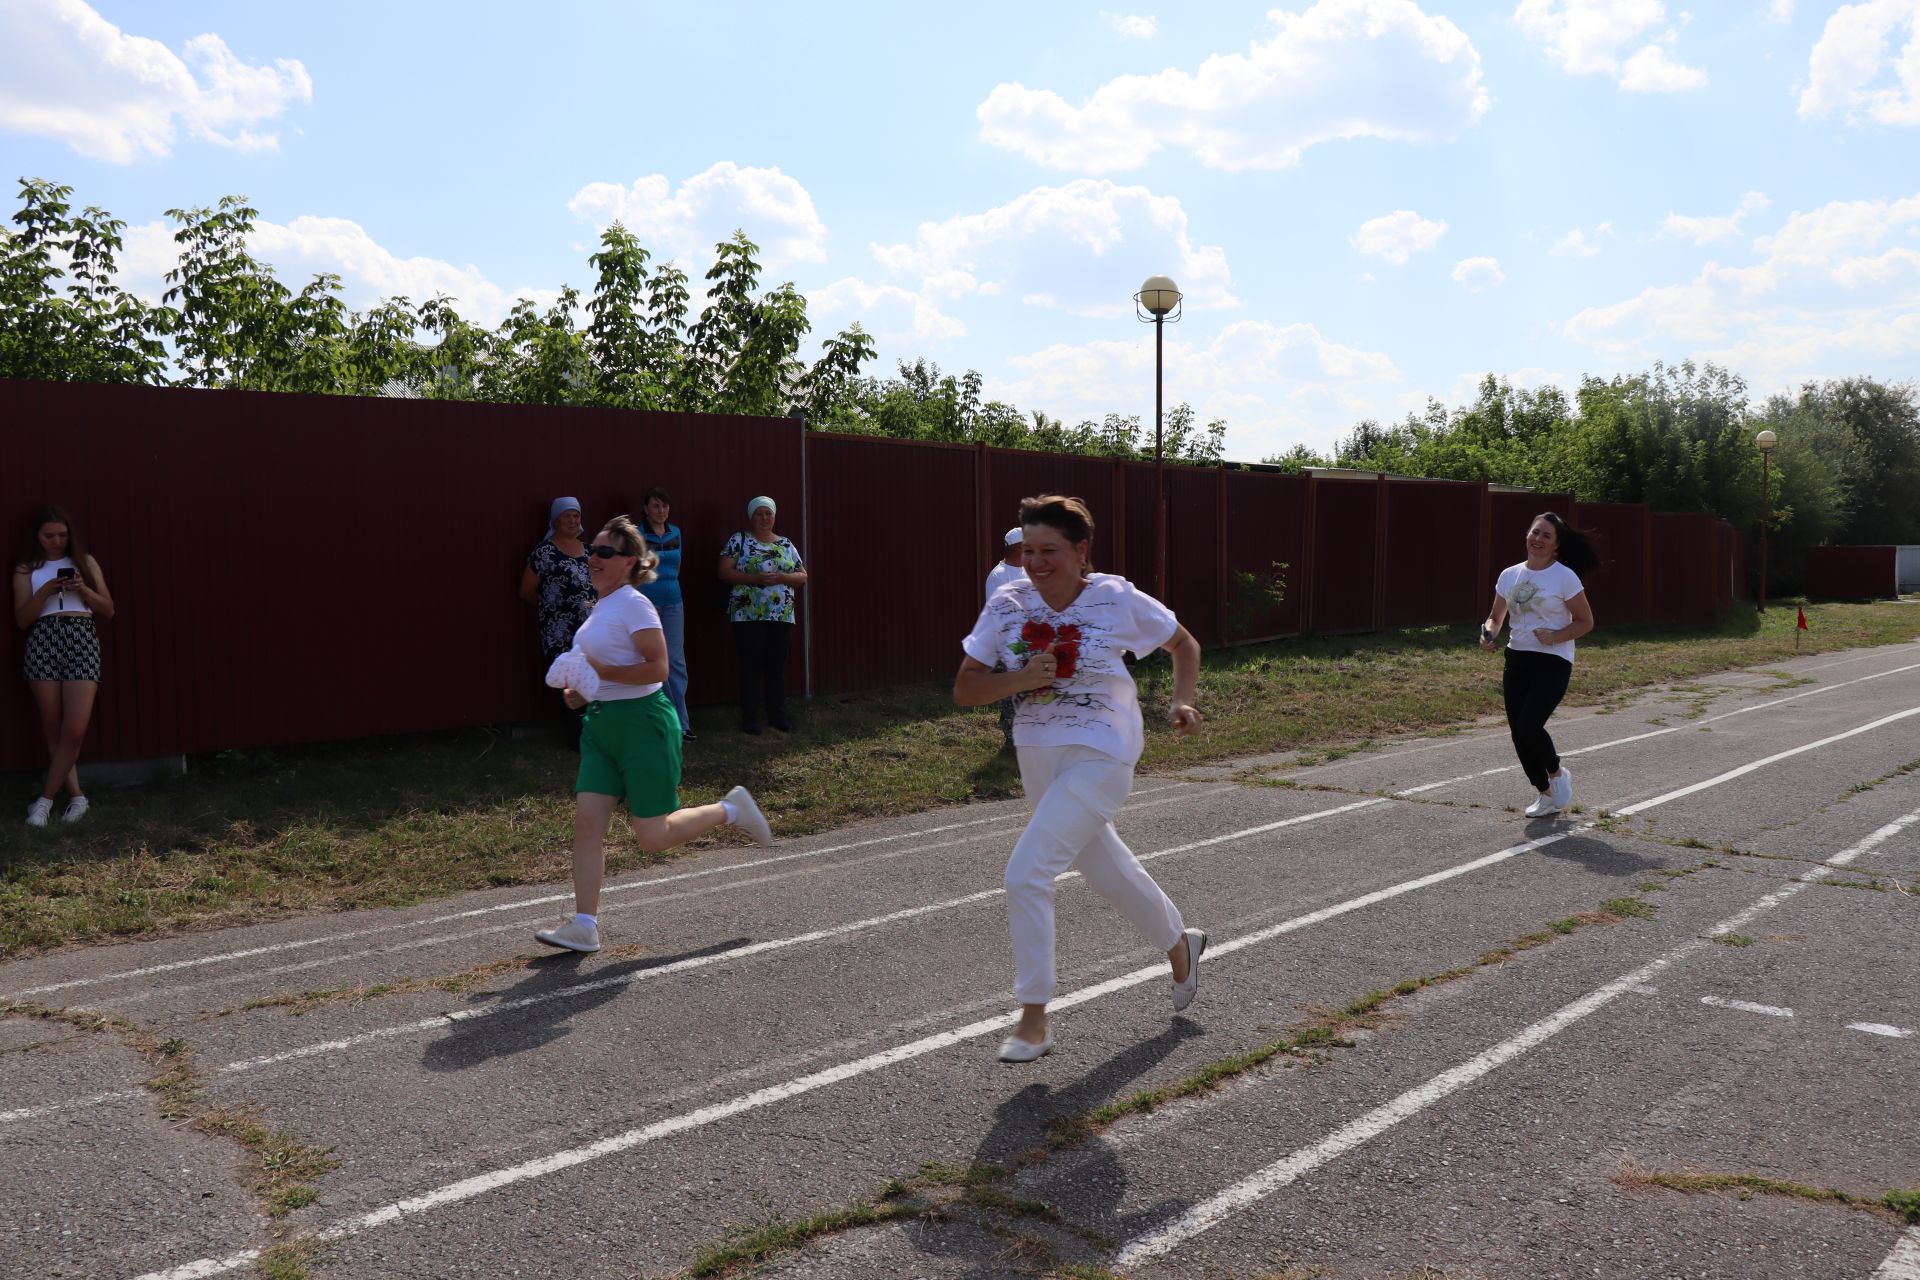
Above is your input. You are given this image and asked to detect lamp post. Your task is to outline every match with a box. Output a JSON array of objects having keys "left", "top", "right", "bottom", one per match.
[
  {"left": 1755, "top": 429, "right": 1776, "bottom": 613},
  {"left": 1134, "top": 275, "right": 1182, "bottom": 600}
]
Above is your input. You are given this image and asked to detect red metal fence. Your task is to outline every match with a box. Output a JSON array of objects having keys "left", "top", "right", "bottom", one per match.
[
  {"left": 1805, "top": 546, "right": 1899, "bottom": 600},
  {"left": 6, "top": 380, "right": 1747, "bottom": 770}
]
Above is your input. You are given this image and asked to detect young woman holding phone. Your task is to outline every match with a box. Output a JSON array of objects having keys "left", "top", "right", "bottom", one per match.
[{"left": 12, "top": 504, "right": 114, "bottom": 826}]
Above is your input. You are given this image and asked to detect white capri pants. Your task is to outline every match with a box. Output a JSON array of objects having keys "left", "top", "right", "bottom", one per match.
[{"left": 1005, "top": 743, "right": 1186, "bottom": 1005}]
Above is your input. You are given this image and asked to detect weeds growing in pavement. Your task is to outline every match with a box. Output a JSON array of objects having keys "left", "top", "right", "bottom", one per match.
[
  {"left": 1844, "top": 757, "right": 1920, "bottom": 798},
  {"left": 1712, "top": 933, "right": 1754, "bottom": 946},
  {"left": 1616, "top": 1166, "right": 1920, "bottom": 1224},
  {"left": 4, "top": 600, "right": 1913, "bottom": 957},
  {"left": 0, "top": 1001, "right": 337, "bottom": 1226},
  {"left": 673, "top": 891, "right": 1666, "bottom": 1277}
]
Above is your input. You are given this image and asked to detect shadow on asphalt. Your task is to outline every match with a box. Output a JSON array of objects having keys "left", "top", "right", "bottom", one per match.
[
  {"left": 902, "top": 1017, "right": 1205, "bottom": 1276},
  {"left": 418, "top": 937, "right": 751, "bottom": 1072},
  {"left": 1529, "top": 828, "right": 1664, "bottom": 875}
]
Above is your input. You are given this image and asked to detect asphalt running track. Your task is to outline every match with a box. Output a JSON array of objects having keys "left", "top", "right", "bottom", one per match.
[{"left": 3, "top": 641, "right": 1918, "bottom": 1279}]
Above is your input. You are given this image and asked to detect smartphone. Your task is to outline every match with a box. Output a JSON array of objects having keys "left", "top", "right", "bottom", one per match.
[
  {"left": 56, "top": 567, "right": 76, "bottom": 581},
  {"left": 1478, "top": 623, "right": 1493, "bottom": 646}
]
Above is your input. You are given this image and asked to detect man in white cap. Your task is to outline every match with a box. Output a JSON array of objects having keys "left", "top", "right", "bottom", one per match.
[
  {"left": 984, "top": 526, "right": 1026, "bottom": 599},
  {"left": 983, "top": 527, "right": 1026, "bottom": 747}
]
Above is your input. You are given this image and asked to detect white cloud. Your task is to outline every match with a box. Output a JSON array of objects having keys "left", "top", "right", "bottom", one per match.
[
  {"left": 1350, "top": 210, "right": 1449, "bottom": 264},
  {"left": 807, "top": 277, "right": 965, "bottom": 347},
  {"left": 119, "top": 216, "right": 555, "bottom": 327},
  {"left": 567, "top": 162, "right": 829, "bottom": 271},
  {"left": 1551, "top": 222, "right": 1613, "bottom": 256},
  {"left": 1452, "top": 256, "right": 1506, "bottom": 291},
  {"left": 1566, "top": 189, "right": 1920, "bottom": 391},
  {"left": 1770, "top": 0, "right": 1796, "bottom": 20},
  {"left": 1662, "top": 191, "right": 1771, "bottom": 243},
  {"left": 1437, "top": 367, "right": 1568, "bottom": 409},
  {"left": 0, "top": 0, "right": 311, "bottom": 162},
  {"left": 1513, "top": 0, "right": 1706, "bottom": 91},
  {"left": 1798, "top": 0, "right": 1920, "bottom": 125},
  {"left": 981, "top": 319, "right": 1402, "bottom": 457},
  {"left": 1104, "top": 12, "right": 1160, "bottom": 37},
  {"left": 870, "top": 179, "right": 1237, "bottom": 318},
  {"left": 976, "top": 0, "right": 1488, "bottom": 173}
]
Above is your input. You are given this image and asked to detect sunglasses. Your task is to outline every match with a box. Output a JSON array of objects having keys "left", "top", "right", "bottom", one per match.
[{"left": 587, "top": 543, "right": 628, "bottom": 559}]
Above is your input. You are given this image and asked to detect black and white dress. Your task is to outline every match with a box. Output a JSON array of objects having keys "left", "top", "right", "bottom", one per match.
[{"left": 527, "top": 541, "right": 596, "bottom": 666}]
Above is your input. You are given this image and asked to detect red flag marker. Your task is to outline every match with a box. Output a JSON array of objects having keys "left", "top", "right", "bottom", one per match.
[{"left": 1797, "top": 606, "right": 1808, "bottom": 630}]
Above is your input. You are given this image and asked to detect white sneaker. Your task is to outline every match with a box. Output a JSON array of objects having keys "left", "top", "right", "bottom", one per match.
[
  {"left": 1549, "top": 768, "right": 1573, "bottom": 810},
  {"left": 534, "top": 917, "right": 601, "bottom": 953},
  {"left": 726, "top": 786, "right": 773, "bottom": 846},
  {"left": 25, "top": 797, "right": 52, "bottom": 828},
  {"left": 60, "top": 796, "right": 89, "bottom": 823},
  {"left": 1524, "top": 793, "right": 1560, "bottom": 818},
  {"left": 997, "top": 1033, "right": 1053, "bottom": 1063}
]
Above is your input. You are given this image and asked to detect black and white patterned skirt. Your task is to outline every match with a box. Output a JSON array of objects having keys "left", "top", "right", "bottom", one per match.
[{"left": 23, "top": 616, "right": 102, "bottom": 682}]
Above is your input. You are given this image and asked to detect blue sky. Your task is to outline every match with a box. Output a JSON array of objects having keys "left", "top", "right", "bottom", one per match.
[{"left": 3, "top": 0, "right": 1917, "bottom": 459}]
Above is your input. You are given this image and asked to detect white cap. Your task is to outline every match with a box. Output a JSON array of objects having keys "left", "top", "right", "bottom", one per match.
[{"left": 1003, "top": 526, "right": 1024, "bottom": 546}]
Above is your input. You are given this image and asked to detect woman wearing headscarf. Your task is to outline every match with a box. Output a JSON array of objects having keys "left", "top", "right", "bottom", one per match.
[
  {"left": 718, "top": 496, "right": 807, "bottom": 735},
  {"left": 520, "top": 496, "right": 596, "bottom": 748}
]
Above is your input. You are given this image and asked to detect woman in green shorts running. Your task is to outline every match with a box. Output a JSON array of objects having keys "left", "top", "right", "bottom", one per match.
[{"left": 536, "top": 515, "right": 773, "bottom": 953}]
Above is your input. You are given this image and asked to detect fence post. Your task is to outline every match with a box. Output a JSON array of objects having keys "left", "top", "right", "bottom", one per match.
[
  {"left": 974, "top": 443, "right": 991, "bottom": 605},
  {"left": 1111, "top": 460, "right": 1127, "bottom": 578},
  {"left": 1372, "top": 472, "right": 1389, "bottom": 631},
  {"left": 1301, "top": 472, "right": 1319, "bottom": 635},
  {"left": 1476, "top": 479, "right": 1491, "bottom": 617},
  {"left": 1216, "top": 466, "right": 1229, "bottom": 644},
  {"left": 798, "top": 415, "right": 812, "bottom": 698}
]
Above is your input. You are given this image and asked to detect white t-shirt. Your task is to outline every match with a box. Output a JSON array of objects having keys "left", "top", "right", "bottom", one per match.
[
  {"left": 570, "top": 585, "right": 665, "bottom": 700},
  {"left": 28, "top": 558, "right": 90, "bottom": 619},
  {"left": 984, "top": 560, "right": 1026, "bottom": 599},
  {"left": 1496, "top": 560, "right": 1586, "bottom": 664},
  {"left": 962, "top": 572, "right": 1179, "bottom": 764}
]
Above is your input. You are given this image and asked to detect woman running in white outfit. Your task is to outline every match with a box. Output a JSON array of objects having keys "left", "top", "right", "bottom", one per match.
[{"left": 954, "top": 494, "right": 1206, "bottom": 1063}]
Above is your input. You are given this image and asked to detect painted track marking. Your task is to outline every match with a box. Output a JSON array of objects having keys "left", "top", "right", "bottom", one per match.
[
  {"left": 123, "top": 719, "right": 1920, "bottom": 1279},
  {"left": 1700, "top": 995, "right": 1792, "bottom": 1018},
  {"left": 1113, "top": 805, "right": 1920, "bottom": 1267}
]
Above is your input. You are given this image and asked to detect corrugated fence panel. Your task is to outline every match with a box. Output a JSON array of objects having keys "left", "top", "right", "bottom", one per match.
[
  {"left": 1165, "top": 466, "right": 1221, "bottom": 645},
  {"left": 1122, "top": 463, "right": 1158, "bottom": 592},
  {"left": 1806, "top": 546, "right": 1899, "bottom": 600},
  {"left": 1383, "top": 480, "right": 1481, "bottom": 627},
  {"left": 1573, "top": 502, "right": 1650, "bottom": 625},
  {"left": 986, "top": 450, "right": 1119, "bottom": 574},
  {"left": 1310, "top": 477, "right": 1380, "bottom": 634},
  {"left": 1650, "top": 512, "right": 1718, "bottom": 626},
  {"left": 2, "top": 381, "right": 801, "bottom": 770},
  {"left": 805, "top": 434, "right": 977, "bottom": 694},
  {"left": 1223, "top": 471, "right": 1305, "bottom": 642}
]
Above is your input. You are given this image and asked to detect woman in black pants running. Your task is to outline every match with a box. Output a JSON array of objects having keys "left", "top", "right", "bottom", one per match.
[{"left": 1481, "top": 512, "right": 1597, "bottom": 817}]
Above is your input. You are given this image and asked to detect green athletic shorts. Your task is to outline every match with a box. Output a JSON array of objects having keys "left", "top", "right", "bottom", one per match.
[{"left": 576, "top": 691, "right": 683, "bottom": 817}]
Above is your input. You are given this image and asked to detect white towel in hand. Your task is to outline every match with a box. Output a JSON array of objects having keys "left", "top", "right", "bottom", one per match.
[{"left": 544, "top": 649, "right": 602, "bottom": 703}]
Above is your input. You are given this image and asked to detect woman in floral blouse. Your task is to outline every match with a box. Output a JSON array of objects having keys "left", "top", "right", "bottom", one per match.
[
  {"left": 520, "top": 496, "right": 596, "bottom": 747},
  {"left": 719, "top": 496, "right": 808, "bottom": 734}
]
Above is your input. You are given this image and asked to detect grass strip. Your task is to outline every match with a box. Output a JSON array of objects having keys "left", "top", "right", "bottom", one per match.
[
  {"left": 3, "top": 599, "right": 1911, "bottom": 957},
  {"left": 0, "top": 1001, "right": 338, "bottom": 1222},
  {"left": 1617, "top": 1167, "right": 1920, "bottom": 1224}
]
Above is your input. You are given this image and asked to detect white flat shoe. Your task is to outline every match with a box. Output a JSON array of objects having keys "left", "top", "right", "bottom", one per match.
[
  {"left": 1524, "top": 793, "right": 1560, "bottom": 818},
  {"left": 997, "top": 1034, "right": 1053, "bottom": 1063},
  {"left": 1172, "top": 928, "right": 1207, "bottom": 1012}
]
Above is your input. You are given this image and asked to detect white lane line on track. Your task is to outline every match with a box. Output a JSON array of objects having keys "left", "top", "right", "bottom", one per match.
[
  {"left": 1113, "top": 804, "right": 1920, "bottom": 1269},
  {"left": 1613, "top": 706, "right": 1920, "bottom": 815},
  {"left": 126, "top": 727, "right": 1920, "bottom": 1280},
  {"left": 1700, "top": 995, "right": 1793, "bottom": 1018},
  {"left": 89, "top": 786, "right": 1221, "bottom": 1014},
  {"left": 1297, "top": 663, "right": 1920, "bottom": 800},
  {"left": 1290, "top": 652, "right": 1920, "bottom": 774},
  {"left": 0, "top": 783, "right": 1182, "bottom": 1002},
  {"left": 1876, "top": 1227, "right": 1920, "bottom": 1279},
  {"left": 1847, "top": 1022, "right": 1915, "bottom": 1039}
]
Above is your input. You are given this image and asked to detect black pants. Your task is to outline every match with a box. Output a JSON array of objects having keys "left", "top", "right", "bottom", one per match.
[
  {"left": 1503, "top": 648, "right": 1572, "bottom": 792},
  {"left": 733, "top": 621, "right": 793, "bottom": 730}
]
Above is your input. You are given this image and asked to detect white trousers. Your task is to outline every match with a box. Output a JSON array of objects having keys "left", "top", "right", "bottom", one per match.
[{"left": 1005, "top": 744, "right": 1186, "bottom": 1005}]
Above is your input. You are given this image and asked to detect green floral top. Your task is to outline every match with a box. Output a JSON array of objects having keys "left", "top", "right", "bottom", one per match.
[{"left": 723, "top": 532, "right": 805, "bottom": 624}]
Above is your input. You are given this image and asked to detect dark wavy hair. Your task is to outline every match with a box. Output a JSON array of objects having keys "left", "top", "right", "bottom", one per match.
[
  {"left": 1019, "top": 494, "right": 1095, "bottom": 547},
  {"left": 16, "top": 503, "right": 86, "bottom": 573},
  {"left": 1535, "top": 511, "right": 1599, "bottom": 577}
]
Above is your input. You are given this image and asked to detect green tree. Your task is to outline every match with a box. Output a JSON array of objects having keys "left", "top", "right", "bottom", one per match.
[{"left": 0, "top": 178, "right": 172, "bottom": 384}]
